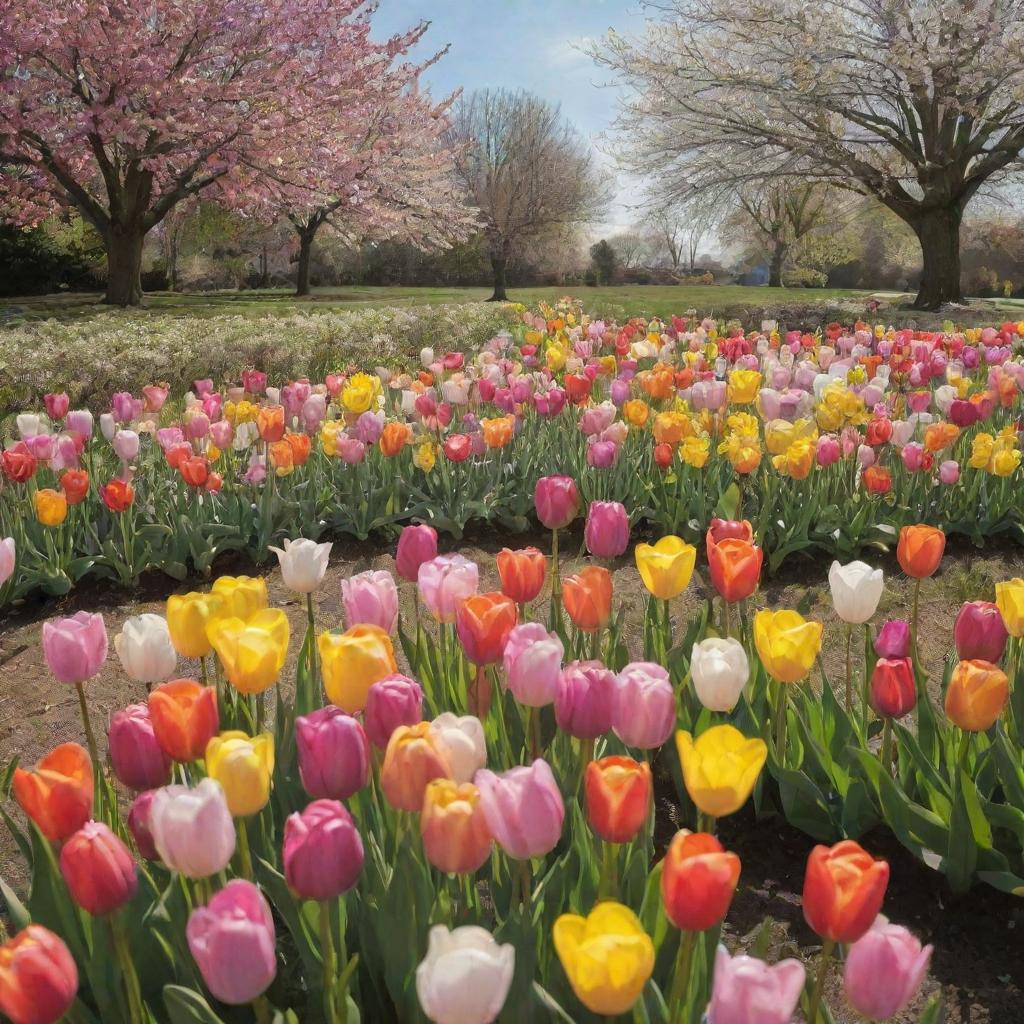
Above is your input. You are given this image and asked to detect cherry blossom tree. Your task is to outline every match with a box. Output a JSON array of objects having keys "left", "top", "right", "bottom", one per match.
[
  {"left": 594, "top": 0, "right": 1024, "bottom": 309},
  {"left": 0, "top": 0, "right": 431, "bottom": 306}
]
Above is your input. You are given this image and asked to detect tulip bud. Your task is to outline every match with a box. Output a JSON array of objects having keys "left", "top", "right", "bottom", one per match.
[
  {"left": 995, "top": 578, "right": 1024, "bottom": 637},
  {"left": 612, "top": 662, "right": 675, "bottom": 748},
  {"left": 420, "top": 780, "right": 493, "bottom": 875},
  {"left": 208, "top": 609, "right": 289, "bottom": 695},
  {"left": 585, "top": 756, "right": 651, "bottom": 844},
  {"left": 562, "top": 566, "right": 613, "bottom": 633},
  {"left": 502, "top": 623, "right": 563, "bottom": 707},
  {"left": 128, "top": 790, "right": 159, "bottom": 860},
  {"left": 874, "top": 619, "right": 910, "bottom": 659},
  {"left": 395, "top": 524, "right": 440, "bottom": 582},
  {"left": 108, "top": 703, "right": 172, "bottom": 790},
  {"left": 431, "top": 713, "right": 486, "bottom": 784},
  {"left": 363, "top": 675, "right": 423, "bottom": 749},
  {"left": 803, "top": 840, "right": 889, "bottom": 943},
  {"left": 555, "top": 660, "right": 615, "bottom": 739},
  {"left": 59, "top": 821, "right": 137, "bottom": 916},
  {"left": 205, "top": 732, "right": 274, "bottom": 817},
  {"left": 381, "top": 722, "right": 452, "bottom": 812},
  {"left": 270, "top": 537, "right": 331, "bottom": 594},
  {"left": 706, "top": 522, "right": 762, "bottom": 603},
  {"left": 41, "top": 611, "right": 107, "bottom": 684},
  {"left": 953, "top": 601, "right": 1008, "bottom": 663},
  {"left": 753, "top": 609, "right": 822, "bottom": 683},
  {"left": 283, "top": 799, "right": 364, "bottom": 901},
  {"left": 295, "top": 707, "right": 369, "bottom": 800},
  {"left": 676, "top": 726, "right": 767, "bottom": 818},
  {"left": 0, "top": 926, "right": 78, "bottom": 1024},
  {"left": 690, "top": 638, "right": 749, "bottom": 712},
  {"left": 707, "top": 947, "right": 805, "bottom": 1024},
  {"left": 114, "top": 613, "right": 177, "bottom": 684},
  {"left": 661, "top": 830, "right": 741, "bottom": 932},
  {"left": 828, "top": 560, "right": 884, "bottom": 624},
  {"left": 320, "top": 624, "right": 398, "bottom": 715},
  {"left": 896, "top": 524, "right": 945, "bottom": 579},
  {"left": 475, "top": 759, "right": 564, "bottom": 860},
  {"left": 584, "top": 500, "right": 630, "bottom": 559},
  {"left": 844, "top": 916, "right": 932, "bottom": 1021},
  {"left": 149, "top": 778, "right": 236, "bottom": 878},
  {"left": 635, "top": 536, "right": 697, "bottom": 599}
]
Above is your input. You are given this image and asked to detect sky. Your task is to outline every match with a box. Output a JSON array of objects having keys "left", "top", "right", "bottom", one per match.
[{"left": 372, "top": 0, "right": 645, "bottom": 235}]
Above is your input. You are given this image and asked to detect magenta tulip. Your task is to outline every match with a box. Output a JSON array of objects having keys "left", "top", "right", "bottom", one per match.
[
  {"left": 844, "top": 916, "right": 932, "bottom": 1021},
  {"left": 874, "top": 619, "right": 911, "bottom": 660},
  {"left": 953, "top": 601, "right": 1008, "bottom": 663},
  {"left": 59, "top": 821, "right": 137, "bottom": 916},
  {"left": 127, "top": 790, "right": 159, "bottom": 861},
  {"left": 341, "top": 569, "right": 399, "bottom": 634},
  {"left": 395, "top": 524, "right": 439, "bottom": 582},
  {"left": 418, "top": 554, "right": 479, "bottom": 623},
  {"left": 612, "top": 662, "right": 675, "bottom": 749},
  {"left": 108, "top": 703, "right": 172, "bottom": 791},
  {"left": 584, "top": 501, "right": 630, "bottom": 559},
  {"left": 534, "top": 475, "right": 580, "bottom": 530},
  {"left": 363, "top": 675, "right": 424, "bottom": 750},
  {"left": 555, "top": 660, "right": 615, "bottom": 739},
  {"left": 502, "top": 623, "right": 563, "bottom": 707},
  {"left": 283, "top": 799, "right": 364, "bottom": 902},
  {"left": 42, "top": 612, "right": 108, "bottom": 684},
  {"left": 475, "top": 759, "right": 564, "bottom": 860},
  {"left": 295, "top": 706, "right": 370, "bottom": 800}
]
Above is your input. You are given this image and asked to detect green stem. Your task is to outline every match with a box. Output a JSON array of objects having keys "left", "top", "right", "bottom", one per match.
[
  {"left": 911, "top": 577, "right": 922, "bottom": 667},
  {"left": 252, "top": 995, "right": 273, "bottom": 1024},
  {"left": 844, "top": 622, "right": 853, "bottom": 712},
  {"left": 319, "top": 901, "right": 339, "bottom": 1024},
  {"left": 75, "top": 682, "right": 100, "bottom": 767},
  {"left": 599, "top": 840, "right": 618, "bottom": 900},
  {"left": 807, "top": 939, "right": 836, "bottom": 1024},
  {"left": 773, "top": 681, "right": 788, "bottom": 764},
  {"left": 577, "top": 737, "right": 595, "bottom": 795},
  {"left": 111, "top": 913, "right": 145, "bottom": 1024},
  {"left": 956, "top": 730, "right": 972, "bottom": 774},
  {"left": 551, "top": 527, "right": 563, "bottom": 631},
  {"left": 237, "top": 817, "right": 254, "bottom": 881},
  {"left": 590, "top": 627, "right": 602, "bottom": 663},
  {"left": 528, "top": 705, "right": 542, "bottom": 760},
  {"left": 517, "top": 858, "right": 532, "bottom": 912},
  {"left": 307, "top": 592, "right": 319, "bottom": 691},
  {"left": 663, "top": 598, "right": 672, "bottom": 657},
  {"left": 723, "top": 598, "right": 732, "bottom": 639},
  {"left": 696, "top": 810, "right": 716, "bottom": 835},
  {"left": 666, "top": 929, "right": 696, "bottom": 1024},
  {"left": 880, "top": 717, "right": 893, "bottom": 773}
]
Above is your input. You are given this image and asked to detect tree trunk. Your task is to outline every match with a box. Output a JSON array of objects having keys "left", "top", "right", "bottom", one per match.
[
  {"left": 104, "top": 228, "right": 146, "bottom": 307},
  {"left": 166, "top": 232, "right": 178, "bottom": 292},
  {"left": 295, "top": 226, "right": 318, "bottom": 297},
  {"left": 488, "top": 254, "right": 508, "bottom": 302},
  {"left": 768, "top": 241, "right": 787, "bottom": 288},
  {"left": 258, "top": 244, "right": 269, "bottom": 289},
  {"left": 911, "top": 206, "right": 963, "bottom": 309}
]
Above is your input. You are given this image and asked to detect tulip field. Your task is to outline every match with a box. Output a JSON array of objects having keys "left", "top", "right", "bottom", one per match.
[{"left": 1, "top": 297, "right": 1023, "bottom": 1023}]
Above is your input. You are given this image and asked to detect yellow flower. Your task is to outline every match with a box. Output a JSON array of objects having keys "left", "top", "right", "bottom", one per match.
[
  {"left": 341, "top": 372, "right": 380, "bottom": 414},
  {"left": 414, "top": 441, "right": 437, "bottom": 473},
  {"left": 553, "top": 903, "right": 654, "bottom": 1016},
  {"left": 34, "top": 489, "right": 68, "bottom": 528},
  {"left": 166, "top": 591, "right": 227, "bottom": 658},
  {"left": 727, "top": 369, "right": 762, "bottom": 405},
  {"left": 320, "top": 420, "right": 344, "bottom": 458},
  {"left": 753, "top": 609, "right": 822, "bottom": 683},
  {"left": 679, "top": 435, "right": 710, "bottom": 469},
  {"left": 319, "top": 624, "right": 398, "bottom": 714},
  {"left": 995, "top": 579, "right": 1024, "bottom": 637},
  {"left": 724, "top": 412, "right": 760, "bottom": 443},
  {"left": 225, "top": 400, "right": 259, "bottom": 426},
  {"left": 546, "top": 344, "right": 568, "bottom": 372},
  {"left": 623, "top": 399, "right": 649, "bottom": 428},
  {"left": 970, "top": 433, "right": 994, "bottom": 470},
  {"left": 675, "top": 726, "right": 767, "bottom": 818},
  {"left": 772, "top": 437, "right": 815, "bottom": 480},
  {"left": 653, "top": 411, "right": 693, "bottom": 445},
  {"left": 207, "top": 609, "right": 290, "bottom": 695},
  {"left": 598, "top": 355, "right": 617, "bottom": 377},
  {"left": 210, "top": 576, "right": 269, "bottom": 621},
  {"left": 635, "top": 536, "right": 697, "bottom": 600},
  {"left": 207, "top": 444, "right": 222, "bottom": 463},
  {"left": 991, "top": 449, "right": 1021, "bottom": 478},
  {"left": 205, "top": 731, "right": 274, "bottom": 817},
  {"left": 718, "top": 434, "right": 761, "bottom": 474}
]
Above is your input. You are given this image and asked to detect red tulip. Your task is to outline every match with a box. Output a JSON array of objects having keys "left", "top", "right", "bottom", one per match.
[
  {"left": 661, "top": 830, "right": 741, "bottom": 932},
  {"left": 59, "top": 821, "right": 137, "bottom": 916},
  {"left": 584, "top": 756, "right": 651, "bottom": 844},
  {"left": 0, "top": 925, "right": 78, "bottom": 1024},
  {"left": 869, "top": 658, "right": 916, "bottom": 719},
  {"left": 803, "top": 840, "right": 889, "bottom": 944}
]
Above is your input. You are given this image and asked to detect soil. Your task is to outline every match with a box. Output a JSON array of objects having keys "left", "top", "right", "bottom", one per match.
[{"left": 2, "top": 528, "right": 1022, "bottom": 1022}]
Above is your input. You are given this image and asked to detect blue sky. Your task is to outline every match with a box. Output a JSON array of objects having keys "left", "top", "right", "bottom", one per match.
[{"left": 373, "top": 0, "right": 644, "bottom": 232}]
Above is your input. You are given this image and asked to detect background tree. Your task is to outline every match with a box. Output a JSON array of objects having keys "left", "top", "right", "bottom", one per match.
[
  {"left": 447, "top": 89, "right": 611, "bottom": 300},
  {"left": 594, "top": 0, "right": 1024, "bottom": 308},
  {"left": 589, "top": 239, "right": 619, "bottom": 285}
]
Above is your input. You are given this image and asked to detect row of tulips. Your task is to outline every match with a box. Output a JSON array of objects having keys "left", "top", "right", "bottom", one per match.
[
  {"left": 3, "top": 484, "right": 1022, "bottom": 1021},
  {"left": 2, "top": 298, "right": 1024, "bottom": 605}
]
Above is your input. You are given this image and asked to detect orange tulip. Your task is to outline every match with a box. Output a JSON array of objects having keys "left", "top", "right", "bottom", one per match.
[
  {"left": 148, "top": 679, "right": 220, "bottom": 762},
  {"left": 803, "top": 840, "right": 889, "bottom": 944},
  {"left": 945, "top": 659, "right": 1009, "bottom": 732},
  {"left": 257, "top": 405, "right": 285, "bottom": 442},
  {"left": 100, "top": 478, "right": 134, "bottom": 512},
  {"left": 652, "top": 411, "right": 692, "bottom": 445},
  {"left": 639, "top": 365, "right": 674, "bottom": 400},
  {"left": 562, "top": 566, "right": 613, "bottom": 632},
  {"left": 12, "top": 743, "right": 93, "bottom": 842},
  {"left": 380, "top": 421, "right": 412, "bottom": 457},
  {"left": 496, "top": 547, "right": 546, "bottom": 604},
  {"left": 896, "top": 524, "right": 945, "bottom": 579},
  {"left": 660, "top": 830, "right": 741, "bottom": 932},
  {"left": 285, "top": 432, "right": 312, "bottom": 466},
  {"left": 455, "top": 592, "right": 518, "bottom": 666},
  {"left": 706, "top": 522, "right": 762, "bottom": 603},
  {"left": 59, "top": 469, "right": 90, "bottom": 505},
  {"left": 622, "top": 399, "right": 649, "bottom": 427},
  {"left": 481, "top": 416, "right": 515, "bottom": 448},
  {"left": 381, "top": 722, "right": 451, "bottom": 812},
  {"left": 420, "top": 779, "right": 493, "bottom": 874},
  {"left": 269, "top": 440, "right": 295, "bottom": 476},
  {"left": 923, "top": 421, "right": 959, "bottom": 453},
  {"left": 179, "top": 456, "right": 209, "bottom": 488},
  {"left": 585, "top": 756, "right": 652, "bottom": 844}
]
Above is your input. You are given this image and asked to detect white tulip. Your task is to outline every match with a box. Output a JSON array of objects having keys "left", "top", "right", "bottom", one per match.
[
  {"left": 16, "top": 413, "right": 44, "bottom": 439},
  {"left": 114, "top": 613, "right": 177, "bottom": 683},
  {"left": 270, "top": 537, "right": 332, "bottom": 594},
  {"left": 265, "top": 387, "right": 281, "bottom": 406},
  {"left": 416, "top": 925, "right": 515, "bottom": 1024},
  {"left": 100, "top": 413, "right": 116, "bottom": 440},
  {"left": 431, "top": 713, "right": 486, "bottom": 784},
  {"left": 690, "top": 637, "right": 749, "bottom": 712},
  {"left": 149, "top": 779, "right": 236, "bottom": 879},
  {"left": 828, "top": 560, "right": 884, "bottom": 624},
  {"left": 420, "top": 347, "right": 435, "bottom": 369}
]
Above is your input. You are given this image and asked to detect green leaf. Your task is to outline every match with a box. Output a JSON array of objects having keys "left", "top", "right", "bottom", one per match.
[{"left": 162, "top": 985, "right": 228, "bottom": 1024}]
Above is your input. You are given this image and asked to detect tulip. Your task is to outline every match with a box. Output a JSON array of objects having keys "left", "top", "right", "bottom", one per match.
[
  {"left": 12, "top": 743, "right": 93, "bottom": 842},
  {"left": 612, "top": 662, "right": 675, "bottom": 748},
  {"left": 556, "top": 660, "right": 615, "bottom": 739},
  {"left": 41, "top": 611, "right": 107, "bottom": 684},
  {"left": 661, "top": 830, "right": 740, "bottom": 932},
  {"left": 553, "top": 902, "right": 654, "bottom": 1016},
  {"left": 456, "top": 592, "right": 518, "bottom": 666},
  {"left": 585, "top": 756, "right": 652, "bottom": 844},
  {"left": 874, "top": 619, "right": 911, "bottom": 659},
  {"left": 418, "top": 554, "right": 480, "bottom": 623},
  {"left": 283, "top": 799, "right": 364, "bottom": 901},
  {"left": 534, "top": 474, "right": 580, "bottom": 530},
  {"left": 995, "top": 578, "right": 1024, "bottom": 637},
  {"left": 420, "top": 780, "right": 493, "bottom": 875},
  {"left": 496, "top": 547, "right": 546, "bottom": 604},
  {"left": 635, "top": 536, "right": 697, "bottom": 600},
  {"left": 502, "top": 623, "right": 563, "bottom": 707},
  {"left": 108, "top": 703, "right": 172, "bottom": 790},
  {"left": 706, "top": 528, "right": 762, "bottom": 604},
  {"left": 953, "top": 600, "right": 1008, "bottom": 662},
  {"left": 165, "top": 591, "right": 226, "bottom": 659},
  {"left": 395, "top": 524, "right": 439, "bottom": 582},
  {"left": 562, "top": 565, "right": 613, "bottom": 632},
  {"left": 0, "top": 537, "right": 14, "bottom": 588},
  {"left": 320, "top": 624, "right": 398, "bottom": 714},
  {"left": 59, "top": 821, "right": 137, "bottom": 916},
  {"left": 416, "top": 925, "right": 515, "bottom": 1024},
  {"left": 210, "top": 575, "right": 268, "bottom": 620},
  {"left": 363, "top": 675, "right": 423, "bottom": 749},
  {"left": 100, "top": 478, "right": 134, "bottom": 512},
  {"left": 127, "top": 790, "right": 159, "bottom": 860},
  {"left": 341, "top": 569, "right": 399, "bottom": 634},
  {"left": 706, "top": 946, "right": 805, "bottom": 1024},
  {"left": 828, "top": 560, "right": 884, "bottom": 624},
  {"left": 676, "top": 726, "right": 767, "bottom": 818},
  {"left": 205, "top": 732, "right": 274, "bottom": 817},
  {"left": 0, "top": 926, "right": 78, "bottom": 1024},
  {"left": 114, "top": 613, "right": 177, "bottom": 684},
  {"left": 148, "top": 679, "right": 219, "bottom": 762},
  {"left": 381, "top": 722, "right": 452, "bottom": 812},
  {"left": 844, "top": 916, "right": 932, "bottom": 1021},
  {"left": 187, "top": 880, "right": 276, "bottom": 1004},
  {"left": 33, "top": 489, "right": 67, "bottom": 528},
  {"left": 149, "top": 778, "right": 236, "bottom": 878},
  {"left": 270, "top": 537, "right": 331, "bottom": 594},
  {"left": 208, "top": 609, "right": 289, "bottom": 695},
  {"left": 803, "top": 840, "right": 889, "bottom": 943},
  {"left": 475, "top": 759, "right": 564, "bottom": 859},
  {"left": 945, "top": 659, "right": 1009, "bottom": 731},
  {"left": 584, "top": 500, "right": 630, "bottom": 559},
  {"left": 753, "top": 609, "right": 822, "bottom": 683},
  {"left": 896, "top": 524, "right": 945, "bottom": 579},
  {"left": 295, "top": 706, "right": 369, "bottom": 799},
  {"left": 431, "top": 713, "right": 486, "bottom": 784},
  {"left": 870, "top": 658, "right": 916, "bottom": 719},
  {"left": 690, "top": 638, "right": 749, "bottom": 712}
]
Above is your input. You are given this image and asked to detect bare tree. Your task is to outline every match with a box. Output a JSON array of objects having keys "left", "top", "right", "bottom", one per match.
[
  {"left": 608, "top": 230, "right": 647, "bottom": 269},
  {"left": 593, "top": 0, "right": 1024, "bottom": 309},
  {"left": 447, "top": 89, "right": 611, "bottom": 300},
  {"left": 645, "top": 206, "right": 714, "bottom": 273}
]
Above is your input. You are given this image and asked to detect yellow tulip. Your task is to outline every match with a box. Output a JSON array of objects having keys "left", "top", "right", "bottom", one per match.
[
  {"left": 727, "top": 369, "right": 762, "bottom": 405},
  {"left": 635, "top": 536, "right": 696, "bottom": 600},
  {"left": 341, "top": 372, "right": 380, "bottom": 414},
  {"left": 969, "top": 433, "right": 994, "bottom": 470},
  {"left": 553, "top": 902, "right": 654, "bottom": 1016},
  {"left": 319, "top": 624, "right": 398, "bottom": 714},
  {"left": 207, "top": 609, "right": 290, "bottom": 694},
  {"left": 210, "top": 575, "right": 268, "bottom": 621},
  {"left": 413, "top": 441, "right": 437, "bottom": 473},
  {"left": 166, "top": 591, "right": 227, "bottom": 658},
  {"left": 34, "top": 488, "right": 68, "bottom": 528},
  {"left": 991, "top": 449, "right": 1021, "bottom": 478},
  {"left": 623, "top": 399, "right": 649, "bottom": 428},
  {"left": 679, "top": 435, "right": 710, "bottom": 469},
  {"left": 996, "top": 579, "right": 1024, "bottom": 637},
  {"left": 675, "top": 726, "right": 767, "bottom": 817},
  {"left": 205, "top": 731, "right": 274, "bottom": 816},
  {"left": 652, "top": 411, "right": 692, "bottom": 445},
  {"left": 320, "top": 420, "right": 344, "bottom": 457},
  {"left": 753, "top": 609, "right": 823, "bottom": 683},
  {"left": 546, "top": 344, "right": 568, "bottom": 372}
]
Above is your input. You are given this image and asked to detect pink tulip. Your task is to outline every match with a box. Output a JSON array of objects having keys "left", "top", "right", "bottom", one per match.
[
  {"left": 816, "top": 435, "right": 840, "bottom": 467},
  {"left": 857, "top": 444, "right": 876, "bottom": 468},
  {"left": 142, "top": 385, "right": 169, "bottom": 412},
  {"left": 187, "top": 880, "right": 276, "bottom": 1005},
  {"left": 363, "top": 675, "right": 424, "bottom": 750},
  {"left": 341, "top": 569, "right": 399, "bottom": 634},
  {"left": 584, "top": 500, "right": 630, "bottom": 559},
  {"left": 210, "top": 420, "right": 233, "bottom": 449},
  {"left": 534, "top": 475, "right": 580, "bottom": 530},
  {"left": 613, "top": 662, "right": 675, "bottom": 749},
  {"left": 112, "top": 430, "right": 139, "bottom": 462},
  {"left": 706, "top": 946, "right": 805, "bottom": 1024},
  {"left": 108, "top": 703, "right": 172, "bottom": 791},
  {"left": 337, "top": 436, "right": 365, "bottom": 464},
  {"left": 65, "top": 409, "right": 94, "bottom": 437},
  {"left": 44, "top": 393, "right": 70, "bottom": 420},
  {"left": 128, "top": 790, "right": 159, "bottom": 860},
  {"left": 502, "top": 623, "right": 564, "bottom": 707},
  {"left": 579, "top": 402, "right": 616, "bottom": 437},
  {"left": 185, "top": 413, "right": 210, "bottom": 441},
  {"left": 192, "top": 379, "right": 214, "bottom": 399},
  {"left": 242, "top": 369, "right": 267, "bottom": 395},
  {"left": 42, "top": 612, "right": 107, "bottom": 684},
  {"left": 953, "top": 601, "right": 1008, "bottom": 663},
  {"left": 296, "top": 706, "right": 370, "bottom": 800},
  {"left": 939, "top": 459, "right": 959, "bottom": 485},
  {"left": 395, "top": 524, "right": 439, "bottom": 582},
  {"left": 555, "top": 660, "right": 615, "bottom": 739},
  {"left": 418, "top": 554, "right": 479, "bottom": 624},
  {"left": 844, "top": 916, "right": 932, "bottom": 1021},
  {"left": 475, "top": 759, "right": 564, "bottom": 860},
  {"left": 156, "top": 426, "right": 185, "bottom": 451},
  {"left": 283, "top": 799, "right": 364, "bottom": 902},
  {"left": 0, "top": 537, "right": 15, "bottom": 588},
  {"left": 901, "top": 443, "right": 925, "bottom": 471},
  {"left": 355, "top": 410, "right": 384, "bottom": 444},
  {"left": 586, "top": 439, "right": 619, "bottom": 469},
  {"left": 111, "top": 392, "right": 141, "bottom": 423},
  {"left": 59, "top": 821, "right": 137, "bottom": 916}
]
